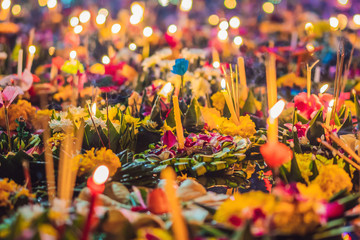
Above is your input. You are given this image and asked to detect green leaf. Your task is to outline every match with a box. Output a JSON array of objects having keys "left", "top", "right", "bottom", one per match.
[
  {"left": 292, "top": 130, "right": 302, "bottom": 154},
  {"left": 338, "top": 109, "right": 353, "bottom": 136},
  {"left": 309, "top": 160, "right": 319, "bottom": 181},
  {"left": 165, "top": 108, "right": 176, "bottom": 128},
  {"left": 184, "top": 98, "right": 205, "bottom": 132},
  {"left": 313, "top": 226, "right": 353, "bottom": 239},
  {"left": 290, "top": 153, "right": 305, "bottom": 183},
  {"left": 279, "top": 165, "right": 289, "bottom": 184},
  {"left": 296, "top": 112, "right": 309, "bottom": 124},
  {"left": 105, "top": 119, "right": 121, "bottom": 152},
  {"left": 149, "top": 96, "right": 164, "bottom": 127},
  {"left": 354, "top": 93, "right": 360, "bottom": 130},
  {"left": 242, "top": 90, "right": 257, "bottom": 114},
  {"left": 306, "top": 108, "right": 324, "bottom": 145}
]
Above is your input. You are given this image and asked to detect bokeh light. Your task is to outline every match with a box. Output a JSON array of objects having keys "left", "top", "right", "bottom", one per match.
[
  {"left": 262, "top": 2, "right": 274, "bottom": 14},
  {"left": 11, "top": 4, "right": 21, "bottom": 15},
  {"left": 129, "top": 43, "right": 137, "bottom": 51},
  {"left": 79, "top": 10, "right": 91, "bottom": 23},
  {"left": 168, "top": 24, "right": 177, "bottom": 33},
  {"left": 143, "top": 26, "right": 153, "bottom": 37},
  {"left": 224, "top": 0, "right": 236, "bottom": 9},
  {"left": 208, "top": 14, "right": 219, "bottom": 26},
  {"left": 111, "top": 23, "right": 121, "bottom": 34},
  {"left": 234, "top": 36, "right": 243, "bottom": 46}
]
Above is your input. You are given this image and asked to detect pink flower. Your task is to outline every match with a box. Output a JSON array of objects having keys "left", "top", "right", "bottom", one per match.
[
  {"left": 161, "top": 130, "right": 177, "bottom": 149},
  {"left": 284, "top": 122, "right": 309, "bottom": 138},
  {"left": 0, "top": 86, "right": 24, "bottom": 108},
  {"left": 294, "top": 92, "right": 323, "bottom": 119},
  {"left": 0, "top": 69, "right": 33, "bottom": 91}
]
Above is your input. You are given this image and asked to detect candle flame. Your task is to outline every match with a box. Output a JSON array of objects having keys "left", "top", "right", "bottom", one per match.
[
  {"left": 328, "top": 99, "right": 335, "bottom": 108},
  {"left": 93, "top": 165, "right": 109, "bottom": 185},
  {"left": 221, "top": 79, "right": 226, "bottom": 90},
  {"left": 91, "top": 102, "right": 96, "bottom": 116},
  {"left": 319, "top": 84, "right": 328, "bottom": 94},
  {"left": 269, "top": 99, "right": 285, "bottom": 119},
  {"left": 29, "top": 45, "right": 36, "bottom": 54}
]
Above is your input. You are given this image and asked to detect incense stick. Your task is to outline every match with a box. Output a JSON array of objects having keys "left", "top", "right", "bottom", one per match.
[
  {"left": 318, "top": 138, "right": 360, "bottom": 171},
  {"left": 321, "top": 123, "right": 360, "bottom": 164}
]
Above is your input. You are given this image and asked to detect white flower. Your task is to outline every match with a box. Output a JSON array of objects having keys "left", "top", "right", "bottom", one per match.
[
  {"left": 190, "top": 76, "right": 211, "bottom": 98},
  {"left": 154, "top": 47, "right": 172, "bottom": 59},
  {"left": 49, "top": 119, "right": 73, "bottom": 132},
  {"left": 18, "top": 204, "right": 44, "bottom": 221},
  {"left": 181, "top": 48, "right": 207, "bottom": 63},
  {"left": 158, "top": 60, "right": 175, "bottom": 71},
  {"left": 85, "top": 116, "right": 106, "bottom": 129},
  {"left": 68, "top": 106, "right": 87, "bottom": 119},
  {"left": 141, "top": 55, "right": 161, "bottom": 71}
]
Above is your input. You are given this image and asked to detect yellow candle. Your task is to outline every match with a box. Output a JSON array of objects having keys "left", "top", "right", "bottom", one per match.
[
  {"left": 267, "top": 100, "right": 285, "bottom": 143},
  {"left": 161, "top": 167, "right": 189, "bottom": 240},
  {"left": 221, "top": 79, "right": 239, "bottom": 124},
  {"left": 237, "top": 57, "right": 247, "bottom": 89},
  {"left": 26, "top": 45, "right": 36, "bottom": 71},
  {"left": 172, "top": 96, "right": 185, "bottom": 149}
]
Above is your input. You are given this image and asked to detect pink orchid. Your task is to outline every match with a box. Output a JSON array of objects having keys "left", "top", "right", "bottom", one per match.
[
  {"left": 0, "top": 69, "right": 33, "bottom": 91},
  {"left": 0, "top": 86, "right": 24, "bottom": 108},
  {"left": 284, "top": 122, "right": 309, "bottom": 138},
  {"left": 294, "top": 92, "right": 323, "bottom": 119}
]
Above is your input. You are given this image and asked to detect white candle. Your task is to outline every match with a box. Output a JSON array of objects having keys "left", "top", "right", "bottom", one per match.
[
  {"left": 314, "top": 66, "right": 321, "bottom": 83},
  {"left": 17, "top": 49, "right": 23, "bottom": 78}
]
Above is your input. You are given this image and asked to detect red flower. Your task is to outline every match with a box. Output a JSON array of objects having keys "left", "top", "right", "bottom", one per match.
[
  {"left": 228, "top": 215, "right": 243, "bottom": 227},
  {"left": 260, "top": 142, "right": 292, "bottom": 168},
  {"left": 294, "top": 92, "right": 323, "bottom": 119}
]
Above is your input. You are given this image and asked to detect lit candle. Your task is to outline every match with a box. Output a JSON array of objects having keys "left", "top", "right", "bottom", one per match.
[
  {"left": 81, "top": 165, "right": 109, "bottom": 240},
  {"left": 17, "top": 49, "right": 23, "bottom": 78},
  {"left": 325, "top": 99, "right": 334, "bottom": 128},
  {"left": 161, "top": 167, "right": 189, "bottom": 240},
  {"left": 26, "top": 45, "right": 36, "bottom": 71},
  {"left": 212, "top": 48, "right": 220, "bottom": 68},
  {"left": 221, "top": 79, "right": 239, "bottom": 124},
  {"left": 172, "top": 96, "right": 185, "bottom": 149},
  {"left": 266, "top": 42, "right": 277, "bottom": 109},
  {"left": 319, "top": 84, "right": 328, "bottom": 97},
  {"left": 267, "top": 99, "right": 285, "bottom": 143}
]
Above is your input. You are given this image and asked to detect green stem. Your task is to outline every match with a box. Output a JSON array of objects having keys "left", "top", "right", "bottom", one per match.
[
  {"left": 179, "top": 75, "right": 184, "bottom": 98},
  {"left": 4, "top": 107, "right": 11, "bottom": 152}
]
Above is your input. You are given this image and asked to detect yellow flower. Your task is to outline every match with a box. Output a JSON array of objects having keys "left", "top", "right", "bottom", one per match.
[
  {"left": 283, "top": 153, "right": 313, "bottom": 183},
  {"left": 89, "top": 63, "right": 105, "bottom": 75},
  {"left": 220, "top": 115, "right": 256, "bottom": 138},
  {"left": 211, "top": 92, "right": 225, "bottom": 112},
  {"left": 74, "top": 147, "right": 121, "bottom": 177},
  {"left": 312, "top": 164, "right": 352, "bottom": 199},
  {"left": 344, "top": 100, "right": 356, "bottom": 117},
  {"left": 54, "top": 85, "right": 73, "bottom": 102},
  {"left": 200, "top": 107, "right": 222, "bottom": 130},
  {"left": 214, "top": 191, "right": 275, "bottom": 225},
  {"left": 47, "top": 132, "right": 66, "bottom": 148},
  {"left": 0, "top": 100, "right": 36, "bottom": 130},
  {"left": 137, "top": 228, "right": 172, "bottom": 240},
  {"left": 272, "top": 198, "right": 320, "bottom": 235},
  {"left": 38, "top": 224, "right": 58, "bottom": 238},
  {"left": 297, "top": 182, "right": 326, "bottom": 201},
  {"left": 14, "top": 188, "right": 35, "bottom": 199},
  {"left": 36, "top": 109, "right": 54, "bottom": 117}
]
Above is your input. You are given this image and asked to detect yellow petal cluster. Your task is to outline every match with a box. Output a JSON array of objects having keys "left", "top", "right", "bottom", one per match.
[{"left": 73, "top": 147, "right": 121, "bottom": 177}]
